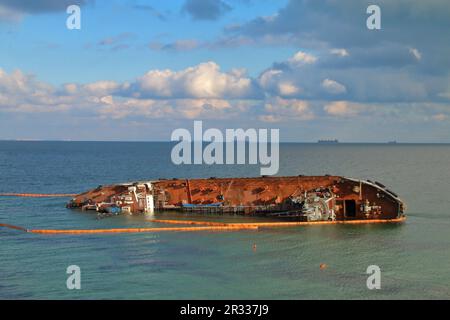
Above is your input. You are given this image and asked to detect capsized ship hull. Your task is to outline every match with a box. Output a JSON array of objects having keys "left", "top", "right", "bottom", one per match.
[{"left": 67, "top": 176, "right": 406, "bottom": 222}]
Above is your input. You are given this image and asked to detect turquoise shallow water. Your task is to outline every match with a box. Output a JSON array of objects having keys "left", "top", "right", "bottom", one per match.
[{"left": 1, "top": 141, "right": 449, "bottom": 299}]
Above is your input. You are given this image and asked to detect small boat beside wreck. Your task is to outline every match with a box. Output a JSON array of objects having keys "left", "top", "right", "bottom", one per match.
[{"left": 67, "top": 176, "right": 406, "bottom": 222}]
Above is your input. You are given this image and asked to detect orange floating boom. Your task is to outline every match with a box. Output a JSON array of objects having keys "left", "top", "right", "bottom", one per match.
[
  {"left": 29, "top": 225, "right": 258, "bottom": 234},
  {"left": 151, "top": 219, "right": 230, "bottom": 226},
  {"left": 0, "top": 193, "right": 77, "bottom": 198},
  {"left": 0, "top": 223, "right": 258, "bottom": 234},
  {"left": 0, "top": 223, "right": 28, "bottom": 232},
  {"left": 150, "top": 217, "right": 407, "bottom": 228},
  {"left": 0, "top": 217, "right": 405, "bottom": 236},
  {"left": 231, "top": 217, "right": 406, "bottom": 227}
]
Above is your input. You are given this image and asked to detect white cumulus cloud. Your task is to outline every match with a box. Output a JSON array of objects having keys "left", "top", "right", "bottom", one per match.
[
  {"left": 330, "top": 48, "right": 349, "bottom": 57},
  {"left": 132, "top": 62, "right": 256, "bottom": 99},
  {"left": 288, "top": 51, "right": 317, "bottom": 65},
  {"left": 409, "top": 47, "right": 422, "bottom": 61},
  {"left": 324, "top": 101, "right": 361, "bottom": 117},
  {"left": 321, "top": 79, "right": 347, "bottom": 94},
  {"left": 260, "top": 97, "right": 314, "bottom": 122},
  {"left": 259, "top": 69, "right": 301, "bottom": 97}
]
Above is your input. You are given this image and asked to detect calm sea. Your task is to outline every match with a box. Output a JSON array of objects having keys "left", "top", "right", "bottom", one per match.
[{"left": 1, "top": 141, "right": 449, "bottom": 299}]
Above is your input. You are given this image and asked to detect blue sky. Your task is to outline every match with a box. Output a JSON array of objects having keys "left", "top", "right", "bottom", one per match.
[
  {"left": 1, "top": 1, "right": 288, "bottom": 83},
  {"left": 0, "top": 0, "right": 449, "bottom": 142}
]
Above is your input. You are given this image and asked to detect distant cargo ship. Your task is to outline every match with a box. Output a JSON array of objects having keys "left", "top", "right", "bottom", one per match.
[
  {"left": 317, "top": 139, "right": 339, "bottom": 144},
  {"left": 67, "top": 176, "right": 406, "bottom": 222}
]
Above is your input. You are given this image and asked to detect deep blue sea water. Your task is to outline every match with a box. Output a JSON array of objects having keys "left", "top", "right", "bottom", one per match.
[{"left": 1, "top": 141, "right": 449, "bottom": 299}]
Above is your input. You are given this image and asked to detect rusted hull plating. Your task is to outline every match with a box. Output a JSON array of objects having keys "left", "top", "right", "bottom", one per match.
[{"left": 67, "top": 176, "right": 406, "bottom": 222}]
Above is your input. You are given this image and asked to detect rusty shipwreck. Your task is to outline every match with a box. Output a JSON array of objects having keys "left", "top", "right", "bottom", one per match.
[{"left": 67, "top": 176, "right": 406, "bottom": 222}]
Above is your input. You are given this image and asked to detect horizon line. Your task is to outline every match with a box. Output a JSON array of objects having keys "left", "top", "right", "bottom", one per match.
[{"left": 1, "top": 139, "right": 450, "bottom": 144}]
